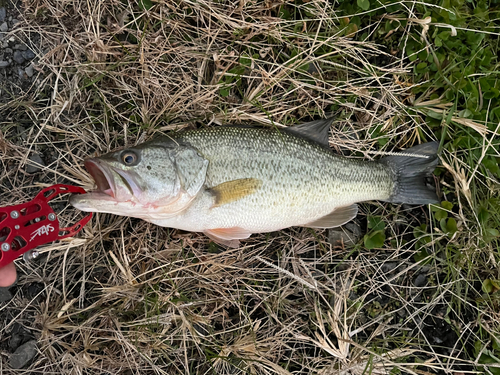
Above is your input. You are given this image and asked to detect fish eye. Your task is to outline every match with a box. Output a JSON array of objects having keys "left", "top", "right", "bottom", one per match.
[{"left": 121, "top": 151, "right": 138, "bottom": 165}]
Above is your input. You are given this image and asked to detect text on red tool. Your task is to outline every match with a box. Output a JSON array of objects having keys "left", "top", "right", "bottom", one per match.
[{"left": 0, "top": 184, "right": 92, "bottom": 268}]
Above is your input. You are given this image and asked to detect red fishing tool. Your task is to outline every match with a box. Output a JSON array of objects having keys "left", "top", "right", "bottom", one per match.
[{"left": 0, "top": 184, "right": 92, "bottom": 268}]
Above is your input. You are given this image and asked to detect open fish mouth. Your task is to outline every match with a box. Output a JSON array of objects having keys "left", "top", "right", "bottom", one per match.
[
  {"left": 84, "top": 158, "right": 137, "bottom": 201},
  {"left": 85, "top": 159, "right": 116, "bottom": 197}
]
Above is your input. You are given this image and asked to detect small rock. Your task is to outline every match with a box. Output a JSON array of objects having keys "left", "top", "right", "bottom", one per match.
[
  {"left": 432, "top": 334, "right": 444, "bottom": 344},
  {"left": 9, "top": 323, "right": 32, "bottom": 350},
  {"left": 414, "top": 273, "right": 427, "bottom": 287},
  {"left": 0, "top": 22, "right": 8, "bottom": 33},
  {"left": 307, "top": 63, "right": 319, "bottom": 73},
  {"left": 0, "top": 287, "right": 13, "bottom": 302},
  {"left": 193, "top": 323, "right": 209, "bottom": 336},
  {"left": 396, "top": 309, "right": 407, "bottom": 318},
  {"left": 22, "top": 50, "right": 35, "bottom": 60},
  {"left": 5, "top": 47, "right": 12, "bottom": 53},
  {"left": 420, "top": 265, "right": 432, "bottom": 273},
  {"left": 14, "top": 44, "right": 27, "bottom": 51},
  {"left": 11, "top": 19, "right": 20, "bottom": 26},
  {"left": 13, "top": 50, "right": 25, "bottom": 64},
  {"left": 9, "top": 340, "right": 38, "bottom": 369},
  {"left": 0, "top": 61, "right": 9, "bottom": 68},
  {"left": 9, "top": 333, "right": 24, "bottom": 351},
  {"left": 26, "top": 153, "right": 45, "bottom": 173},
  {"left": 328, "top": 229, "right": 351, "bottom": 246},
  {"left": 344, "top": 222, "right": 362, "bottom": 240},
  {"left": 381, "top": 262, "right": 398, "bottom": 273},
  {"left": 0, "top": 7, "right": 6, "bottom": 22},
  {"left": 25, "top": 64, "right": 34, "bottom": 77},
  {"left": 26, "top": 282, "right": 45, "bottom": 300},
  {"left": 328, "top": 226, "right": 360, "bottom": 247}
]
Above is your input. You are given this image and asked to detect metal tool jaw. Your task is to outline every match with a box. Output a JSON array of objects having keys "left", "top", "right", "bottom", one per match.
[{"left": 0, "top": 184, "right": 92, "bottom": 268}]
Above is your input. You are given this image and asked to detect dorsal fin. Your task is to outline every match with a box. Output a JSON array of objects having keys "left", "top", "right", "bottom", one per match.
[{"left": 284, "top": 117, "right": 334, "bottom": 148}]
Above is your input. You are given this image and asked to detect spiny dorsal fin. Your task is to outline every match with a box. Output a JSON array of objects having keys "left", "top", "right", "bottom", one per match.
[
  {"left": 284, "top": 117, "right": 334, "bottom": 148},
  {"left": 210, "top": 178, "right": 262, "bottom": 207},
  {"left": 303, "top": 204, "right": 358, "bottom": 228}
]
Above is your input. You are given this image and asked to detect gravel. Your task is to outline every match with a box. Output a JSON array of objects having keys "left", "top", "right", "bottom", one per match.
[{"left": 0, "top": 4, "right": 40, "bottom": 104}]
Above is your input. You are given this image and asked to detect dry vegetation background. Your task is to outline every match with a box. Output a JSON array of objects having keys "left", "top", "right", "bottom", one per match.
[{"left": 0, "top": 0, "right": 499, "bottom": 374}]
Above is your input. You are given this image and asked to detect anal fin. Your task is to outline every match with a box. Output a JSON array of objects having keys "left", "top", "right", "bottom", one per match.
[
  {"left": 303, "top": 204, "right": 358, "bottom": 228},
  {"left": 204, "top": 227, "right": 252, "bottom": 248}
]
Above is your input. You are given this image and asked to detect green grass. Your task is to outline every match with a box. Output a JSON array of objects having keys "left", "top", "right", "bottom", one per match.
[{"left": 0, "top": 0, "right": 499, "bottom": 373}]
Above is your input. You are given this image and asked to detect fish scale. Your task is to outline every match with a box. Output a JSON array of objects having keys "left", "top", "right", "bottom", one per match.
[{"left": 157, "top": 126, "right": 394, "bottom": 232}]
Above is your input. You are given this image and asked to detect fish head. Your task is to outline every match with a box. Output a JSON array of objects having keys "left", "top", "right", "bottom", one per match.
[{"left": 70, "top": 140, "right": 207, "bottom": 217}]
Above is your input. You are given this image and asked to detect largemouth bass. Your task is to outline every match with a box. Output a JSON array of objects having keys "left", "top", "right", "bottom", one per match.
[{"left": 70, "top": 119, "right": 439, "bottom": 246}]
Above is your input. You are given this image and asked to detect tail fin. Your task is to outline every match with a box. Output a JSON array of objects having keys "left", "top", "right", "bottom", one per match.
[{"left": 380, "top": 142, "right": 440, "bottom": 205}]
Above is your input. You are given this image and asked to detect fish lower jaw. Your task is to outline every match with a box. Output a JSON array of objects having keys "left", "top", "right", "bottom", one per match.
[{"left": 69, "top": 191, "right": 139, "bottom": 212}]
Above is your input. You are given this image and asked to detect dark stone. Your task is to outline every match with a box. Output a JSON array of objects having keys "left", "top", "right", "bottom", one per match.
[
  {"left": 328, "top": 222, "right": 362, "bottom": 247},
  {"left": 0, "top": 61, "right": 8, "bottom": 68},
  {"left": 0, "top": 7, "right": 6, "bottom": 22},
  {"left": 193, "top": 323, "right": 209, "bottom": 336},
  {"left": 0, "top": 21, "right": 7, "bottom": 32},
  {"left": 26, "top": 282, "right": 45, "bottom": 300},
  {"left": 26, "top": 153, "right": 44, "bottom": 173},
  {"left": 13, "top": 50, "right": 25, "bottom": 64},
  {"left": 22, "top": 50, "right": 35, "bottom": 60},
  {"left": 0, "top": 287, "right": 13, "bottom": 302},
  {"left": 381, "top": 262, "right": 398, "bottom": 273},
  {"left": 345, "top": 222, "right": 362, "bottom": 238},
  {"left": 377, "top": 285, "right": 391, "bottom": 306},
  {"left": 414, "top": 273, "right": 427, "bottom": 287},
  {"left": 25, "top": 64, "right": 34, "bottom": 77},
  {"left": 328, "top": 229, "right": 353, "bottom": 246},
  {"left": 9, "top": 340, "right": 38, "bottom": 369},
  {"left": 9, "top": 323, "right": 33, "bottom": 350}
]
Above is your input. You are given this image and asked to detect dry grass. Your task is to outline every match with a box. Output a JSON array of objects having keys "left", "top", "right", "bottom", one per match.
[{"left": 0, "top": 0, "right": 498, "bottom": 374}]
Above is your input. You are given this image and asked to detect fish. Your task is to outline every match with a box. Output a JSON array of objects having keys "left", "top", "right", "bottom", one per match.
[{"left": 70, "top": 118, "right": 439, "bottom": 247}]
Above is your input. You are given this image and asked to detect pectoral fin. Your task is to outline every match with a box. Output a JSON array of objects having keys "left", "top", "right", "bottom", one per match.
[
  {"left": 204, "top": 227, "right": 252, "bottom": 248},
  {"left": 210, "top": 178, "right": 262, "bottom": 207},
  {"left": 303, "top": 204, "right": 358, "bottom": 228}
]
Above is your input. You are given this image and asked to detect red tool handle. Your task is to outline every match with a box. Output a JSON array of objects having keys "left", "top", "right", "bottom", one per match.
[{"left": 0, "top": 184, "right": 93, "bottom": 268}]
